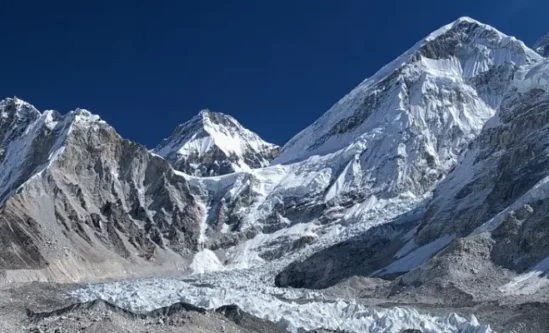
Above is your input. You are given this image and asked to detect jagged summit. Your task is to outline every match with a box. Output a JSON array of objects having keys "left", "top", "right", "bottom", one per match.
[
  {"left": 2, "top": 96, "right": 36, "bottom": 107},
  {"left": 197, "top": 108, "right": 215, "bottom": 118},
  {"left": 274, "top": 17, "right": 541, "bottom": 166},
  {"left": 0, "top": 97, "right": 40, "bottom": 122},
  {"left": 154, "top": 109, "right": 279, "bottom": 177},
  {"left": 534, "top": 33, "right": 549, "bottom": 57},
  {"left": 0, "top": 97, "right": 103, "bottom": 126},
  {"left": 186, "top": 108, "right": 246, "bottom": 132},
  {"left": 190, "top": 108, "right": 220, "bottom": 123},
  {"left": 0, "top": 98, "right": 107, "bottom": 206},
  {"left": 0, "top": 96, "right": 203, "bottom": 277},
  {"left": 347, "top": 16, "right": 537, "bottom": 96}
]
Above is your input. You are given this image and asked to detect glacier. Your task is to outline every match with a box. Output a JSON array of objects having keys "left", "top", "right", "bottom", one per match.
[{"left": 72, "top": 271, "right": 493, "bottom": 333}]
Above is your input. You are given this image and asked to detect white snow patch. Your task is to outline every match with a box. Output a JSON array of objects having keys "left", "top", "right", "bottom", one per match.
[
  {"left": 516, "top": 60, "right": 549, "bottom": 93},
  {"left": 189, "top": 249, "right": 224, "bottom": 274}
]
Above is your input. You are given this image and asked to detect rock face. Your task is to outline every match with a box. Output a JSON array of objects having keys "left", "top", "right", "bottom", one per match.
[
  {"left": 154, "top": 109, "right": 279, "bottom": 177},
  {"left": 0, "top": 98, "right": 204, "bottom": 281},
  {"left": 274, "top": 220, "right": 412, "bottom": 289}
]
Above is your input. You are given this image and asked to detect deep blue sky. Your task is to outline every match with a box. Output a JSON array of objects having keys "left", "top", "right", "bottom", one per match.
[{"left": 0, "top": 1, "right": 547, "bottom": 147}]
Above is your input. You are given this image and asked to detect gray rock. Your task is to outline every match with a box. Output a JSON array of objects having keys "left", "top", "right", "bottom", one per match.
[{"left": 0, "top": 103, "right": 204, "bottom": 280}]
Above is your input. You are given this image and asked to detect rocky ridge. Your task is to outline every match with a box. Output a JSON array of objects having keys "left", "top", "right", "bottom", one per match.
[{"left": 0, "top": 98, "right": 203, "bottom": 282}]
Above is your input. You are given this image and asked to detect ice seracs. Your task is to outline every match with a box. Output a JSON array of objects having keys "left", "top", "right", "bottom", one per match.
[
  {"left": 154, "top": 109, "right": 279, "bottom": 177},
  {"left": 72, "top": 275, "right": 494, "bottom": 333}
]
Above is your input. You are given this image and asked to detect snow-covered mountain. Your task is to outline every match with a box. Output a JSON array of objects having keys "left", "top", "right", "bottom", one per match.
[
  {"left": 275, "top": 18, "right": 540, "bottom": 164},
  {"left": 0, "top": 97, "right": 204, "bottom": 282},
  {"left": 279, "top": 59, "right": 549, "bottom": 305},
  {"left": 2, "top": 17, "right": 546, "bottom": 280},
  {"left": 275, "top": 20, "right": 549, "bottom": 312},
  {"left": 154, "top": 109, "right": 279, "bottom": 177},
  {"left": 2, "top": 16, "right": 549, "bottom": 333},
  {"left": 189, "top": 17, "right": 541, "bottom": 262}
]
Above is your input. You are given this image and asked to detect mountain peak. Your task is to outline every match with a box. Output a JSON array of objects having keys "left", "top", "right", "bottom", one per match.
[
  {"left": 275, "top": 17, "right": 539, "bottom": 166},
  {"left": 196, "top": 108, "right": 213, "bottom": 121},
  {"left": 419, "top": 16, "right": 535, "bottom": 62},
  {"left": 453, "top": 16, "right": 480, "bottom": 24},
  {"left": 0, "top": 97, "right": 40, "bottom": 120},
  {"left": 2, "top": 96, "right": 32, "bottom": 106},
  {"left": 439, "top": 16, "right": 496, "bottom": 35},
  {"left": 190, "top": 108, "right": 240, "bottom": 130},
  {"left": 198, "top": 108, "right": 213, "bottom": 117},
  {"left": 68, "top": 108, "right": 104, "bottom": 125},
  {"left": 154, "top": 110, "right": 279, "bottom": 177}
]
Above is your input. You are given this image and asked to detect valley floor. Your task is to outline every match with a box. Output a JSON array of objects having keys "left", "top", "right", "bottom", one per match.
[{"left": 4, "top": 265, "right": 549, "bottom": 333}]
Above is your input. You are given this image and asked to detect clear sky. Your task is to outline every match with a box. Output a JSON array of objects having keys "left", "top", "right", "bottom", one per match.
[{"left": 0, "top": 0, "right": 547, "bottom": 147}]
